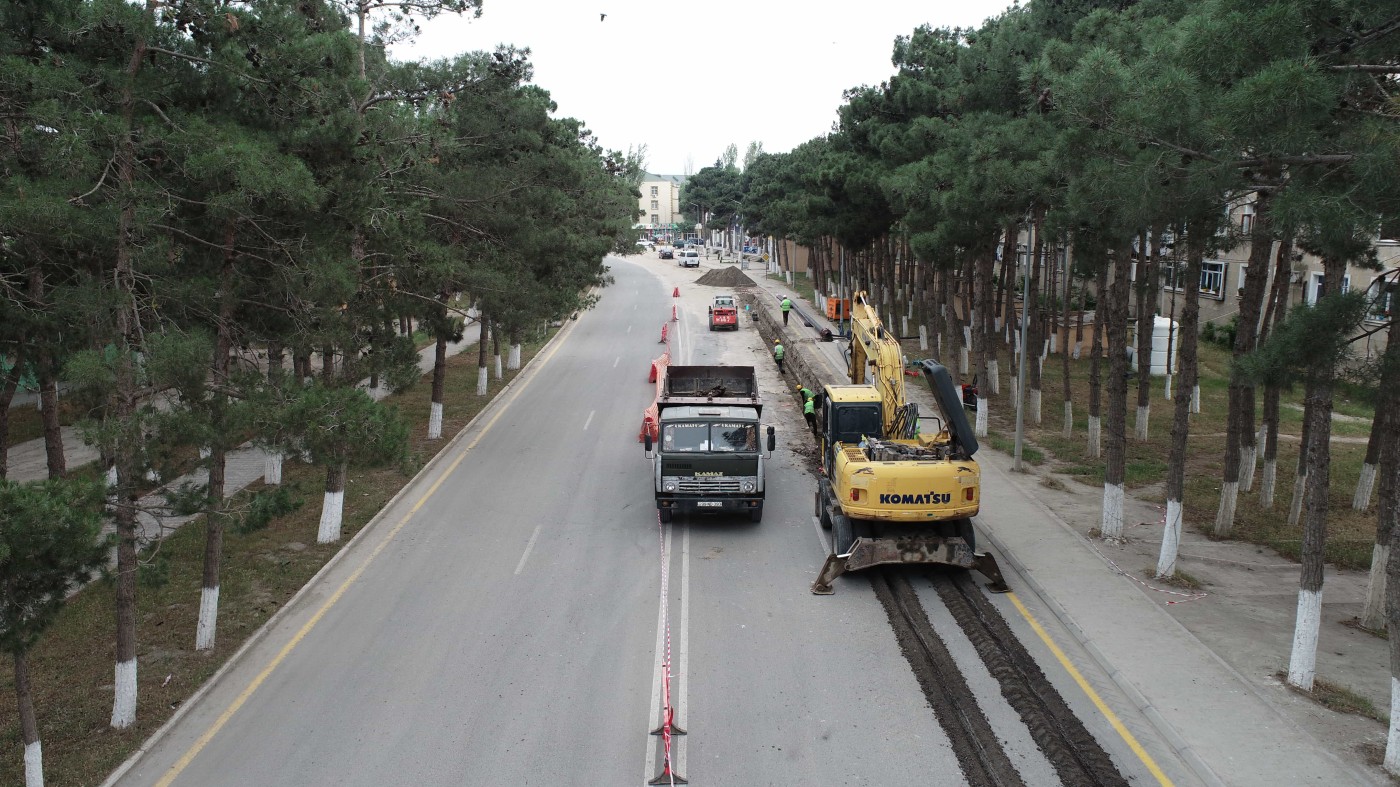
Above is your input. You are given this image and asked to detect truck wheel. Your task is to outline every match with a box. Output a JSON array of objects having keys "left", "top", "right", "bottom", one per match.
[
  {"left": 816, "top": 484, "right": 832, "bottom": 529},
  {"left": 749, "top": 504, "right": 763, "bottom": 523},
  {"left": 658, "top": 508, "right": 673, "bottom": 524}
]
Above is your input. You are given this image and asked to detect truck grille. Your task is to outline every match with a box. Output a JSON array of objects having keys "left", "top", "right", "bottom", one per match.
[{"left": 668, "top": 476, "right": 748, "bottom": 493}]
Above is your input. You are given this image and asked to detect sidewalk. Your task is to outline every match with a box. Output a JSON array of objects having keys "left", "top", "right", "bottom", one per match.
[
  {"left": 6, "top": 323, "right": 484, "bottom": 549},
  {"left": 744, "top": 270, "right": 1389, "bottom": 785}
]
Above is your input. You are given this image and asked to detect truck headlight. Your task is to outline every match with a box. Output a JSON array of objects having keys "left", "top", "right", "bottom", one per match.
[
  {"left": 741, "top": 479, "right": 755, "bottom": 493},
  {"left": 663, "top": 480, "right": 678, "bottom": 492}
]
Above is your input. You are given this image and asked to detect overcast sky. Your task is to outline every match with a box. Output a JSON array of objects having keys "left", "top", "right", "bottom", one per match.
[{"left": 390, "top": 0, "right": 1014, "bottom": 176}]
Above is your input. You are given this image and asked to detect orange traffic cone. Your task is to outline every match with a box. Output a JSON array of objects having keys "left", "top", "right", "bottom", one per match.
[
  {"left": 672, "top": 306, "right": 678, "bottom": 322},
  {"left": 672, "top": 287, "right": 679, "bottom": 297}
]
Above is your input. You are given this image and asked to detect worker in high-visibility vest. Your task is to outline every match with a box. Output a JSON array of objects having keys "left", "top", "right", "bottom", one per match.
[
  {"left": 772, "top": 339, "right": 785, "bottom": 374},
  {"left": 780, "top": 296, "right": 792, "bottom": 326},
  {"left": 803, "top": 396, "right": 816, "bottom": 433}
]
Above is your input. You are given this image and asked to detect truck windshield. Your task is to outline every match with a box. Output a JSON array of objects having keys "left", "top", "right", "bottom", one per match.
[{"left": 662, "top": 422, "right": 757, "bottom": 452}]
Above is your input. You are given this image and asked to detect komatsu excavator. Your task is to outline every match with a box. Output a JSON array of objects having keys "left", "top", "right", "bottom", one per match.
[{"left": 811, "top": 291, "right": 1007, "bottom": 594}]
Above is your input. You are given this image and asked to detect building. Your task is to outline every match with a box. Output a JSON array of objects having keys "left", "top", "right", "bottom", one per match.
[
  {"left": 1156, "top": 200, "right": 1398, "bottom": 358},
  {"left": 637, "top": 173, "right": 685, "bottom": 242}
]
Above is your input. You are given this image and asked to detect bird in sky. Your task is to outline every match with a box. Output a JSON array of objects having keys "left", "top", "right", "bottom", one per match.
[{"left": 600, "top": 12, "right": 607, "bottom": 21}]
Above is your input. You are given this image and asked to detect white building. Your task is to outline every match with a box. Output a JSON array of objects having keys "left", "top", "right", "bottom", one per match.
[{"left": 637, "top": 173, "right": 684, "bottom": 242}]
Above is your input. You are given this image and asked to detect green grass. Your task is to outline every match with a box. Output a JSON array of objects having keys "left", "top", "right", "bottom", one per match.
[
  {"left": 0, "top": 331, "right": 556, "bottom": 786},
  {"left": 874, "top": 319, "right": 1383, "bottom": 572}
]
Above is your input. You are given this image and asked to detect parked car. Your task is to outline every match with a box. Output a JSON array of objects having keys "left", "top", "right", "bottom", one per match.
[
  {"left": 679, "top": 250, "right": 700, "bottom": 268},
  {"left": 636, "top": 238, "right": 654, "bottom": 249},
  {"left": 659, "top": 247, "right": 674, "bottom": 259}
]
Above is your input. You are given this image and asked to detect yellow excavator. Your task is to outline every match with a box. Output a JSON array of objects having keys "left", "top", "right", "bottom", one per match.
[{"left": 811, "top": 291, "right": 1007, "bottom": 594}]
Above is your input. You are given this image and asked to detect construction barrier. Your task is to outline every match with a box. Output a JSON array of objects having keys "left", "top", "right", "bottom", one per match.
[{"left": 640, "top": 349, "right": 670, "bottom": 441}]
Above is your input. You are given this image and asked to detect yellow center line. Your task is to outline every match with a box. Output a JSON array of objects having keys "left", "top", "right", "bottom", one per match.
[
  {"left": 154, "top": 325, "right": 575, "bottom": 787},
  {"left": 1005, "top": 592, "right": 1174, "bottom": 787}
]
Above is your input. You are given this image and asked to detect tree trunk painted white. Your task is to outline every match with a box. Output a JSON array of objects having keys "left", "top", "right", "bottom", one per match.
[
  {"left": 508, "top": 343, "right": 521, "bottom": 370},
  {"left": 317, "top": 489, "right": 344, "bottom": 544},
  {"left": 1164, "top": 374, "right": 1173, "bottom": 400},
  {"left": 1240, "top": 444, "right": 1258, "bottom": 493},
  {"left": 901, "top": 315, "right": 908, "bottom": 335},
  {"left": 428, "top": 401, "right": 444, "bottom": 440},
  {"left": 111, "top": 659, "right": 137, "bottom": 729},
  {"left": 963, "top": 325, "right": 972, "bottom": 347},
  {"left": 994, "top": 316, "right": 1002, "bottom": 333},
  {"left": 476, "top": 367, "right": 488, "bottom": 396},
  {"left": 195, "top": 585, "right": 219, "bottom": 651},
  {"left": 24, "top": 741, "right": 41, "bottom": 787},
  {"left": 1087, "top": 415, "right": 1101, "bottom": 458},
  {"left": 1362, "top": 543, "right": 1388, "bottom": 630},
  {"left": 918, "top": 325, "right": 928, "bottom": 351},
  {"left": 1072, "top": 341, "right": 1081, "bottom": 360},
  {"left": 1288, "top": 473, "right": 1307, "bottom": 526},
  {"left": 1355, "top": 463, "right": 1378, "bottom": 510},
  {"left": 1286, "top": 588, "right": 1322, "bottom": 691},
  {"left": 1386, "top": 678, "right": 1400, "bottom": 774},
  {"left": 1213, "top": 481, "right": 1239, "bottom": 537},
  {"left": 975, "top": 400, "right": 989, "bottom": 437},
  {"left": 494, "top": 354, "right": 503, "bottom": 380},
  {"left": 959, "top": 347, "right": 969, "bottom": 375},
  {"left": 106, "top": 465, "right": 118, "bottom": 487},
  {"left": 988, "top": 359, "right": 999, "bottom": 394},
  {"left": 198, "top": 446, "right": 211, "bottom": 460},
  {"left": 1156, "top": 499, "right": 1183, "bottom": 578},
  {"left": 1048, "top": 333, "right": 1057, "bottom": 354},
  {"left": 1101, "top": 482, "right": 1125, "bottom": 540},
  {"left": 1063, "top": 400, "right": 1073, "bottom": 439},
  {"left": 263, "top": 453, "right": 283, "bottom": 485},
  {"left": 1135, "top": 404, "right": 1149, "bottom": 440},
  {"left": 1191, "top": 384, "right": 1201, "bottom": 413},
  {"left": 1041, "top": 339, "right": 1050, "bottom": 360},
  {"left": 1260, "top": 459, "right": 1277, "bottom": 509},
  {"left": 1029, "top": 388, "right": 1041, "bottom": 424}
]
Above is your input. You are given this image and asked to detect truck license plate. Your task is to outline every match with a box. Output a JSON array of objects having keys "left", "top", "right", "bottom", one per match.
[{"left": 696, "top": 501, "right": 722, "bottom": 507}]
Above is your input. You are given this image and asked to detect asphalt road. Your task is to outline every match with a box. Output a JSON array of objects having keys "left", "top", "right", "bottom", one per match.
[{"left": 110, "top": 255, "right": 1174, "bottom": 786}]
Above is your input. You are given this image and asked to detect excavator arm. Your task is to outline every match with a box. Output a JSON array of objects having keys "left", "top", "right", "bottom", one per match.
[{"left": 847, "top": 292, "right": 917, "bottom": 439}]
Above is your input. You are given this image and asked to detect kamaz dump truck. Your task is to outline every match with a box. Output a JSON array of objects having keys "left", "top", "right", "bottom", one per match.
[{"left": 644, "top": 365, "right": 775, "bottom": 523}]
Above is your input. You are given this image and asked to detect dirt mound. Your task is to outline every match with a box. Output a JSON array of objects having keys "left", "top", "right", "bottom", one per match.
[{"left": 695, "top": 266, "right": 757, "bottom": 288}]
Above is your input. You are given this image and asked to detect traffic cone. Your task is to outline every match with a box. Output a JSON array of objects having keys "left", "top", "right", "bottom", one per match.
[
  {"left": 672, "top": 305, "right": 678, "bottom": 322},
  {"left": 659, "top": 323, "right": 668, "bottom": 343},
  {"left": 672, "top": 287, "right": 679, "bottom": 297}
]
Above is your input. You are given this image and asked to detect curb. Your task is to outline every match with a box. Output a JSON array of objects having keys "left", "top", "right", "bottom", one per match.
[{"left": 99, "top": 314, "right": 583, "bottom": 787}]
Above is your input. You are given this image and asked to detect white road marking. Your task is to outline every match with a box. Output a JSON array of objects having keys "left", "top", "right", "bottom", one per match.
[
  {"left": 513, "top": 523, "right": 543, "bottom": 575},
  {"left": 583, "top": 410, "right": 595, "bottom": 431},
  {"left": 614, "top": 357, "right": 620, "bottom": 368}
]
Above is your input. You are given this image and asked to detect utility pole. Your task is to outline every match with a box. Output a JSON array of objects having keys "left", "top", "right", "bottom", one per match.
[{"left": 1014, "top": 213, "right": 1034, "bottom": 472}]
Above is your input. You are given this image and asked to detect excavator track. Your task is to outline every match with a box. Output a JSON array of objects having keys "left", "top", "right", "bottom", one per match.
[{"left": 874, "top": 568, "right": 1131, "bottom": 787}]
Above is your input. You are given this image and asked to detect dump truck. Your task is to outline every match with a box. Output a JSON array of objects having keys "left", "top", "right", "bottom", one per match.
[
  {"left": 644, "top": 365, "right": 775, "bottom": 523},
  {"left": 708, "top": 294, "right": 738, "bottom": 331},
  {"left": 811, "top": 292, "right": 1007, "bottom": 594}
]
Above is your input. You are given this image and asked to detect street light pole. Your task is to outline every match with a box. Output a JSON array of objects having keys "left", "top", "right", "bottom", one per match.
[{"left": 1013, "top": 212, "right": 1034, "bottom": 472}]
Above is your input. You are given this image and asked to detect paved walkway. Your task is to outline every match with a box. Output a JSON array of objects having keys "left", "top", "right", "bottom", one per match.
[
  {"left": 741, "top": 268, "right": 1388, "bottom": 785},
  {"left": 7, "top": 322, "right": 484, "bottom": 548}
]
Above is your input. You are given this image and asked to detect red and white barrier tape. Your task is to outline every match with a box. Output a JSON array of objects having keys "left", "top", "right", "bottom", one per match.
[{"left": 1086, "top": 538, "right": 1209, "bottom": 605}]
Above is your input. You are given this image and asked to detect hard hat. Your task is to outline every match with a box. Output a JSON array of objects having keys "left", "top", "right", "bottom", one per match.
[
  {"left": 773, "top": 339, "right": 780, "bottom": 344},
  {"left": 796, "top": 384, "right": 803, "bottom": 390}
]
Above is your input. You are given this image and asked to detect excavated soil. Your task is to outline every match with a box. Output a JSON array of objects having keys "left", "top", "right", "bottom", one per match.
[{"left": 694, "top": 266, "right": 757, "bottom": 288}]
